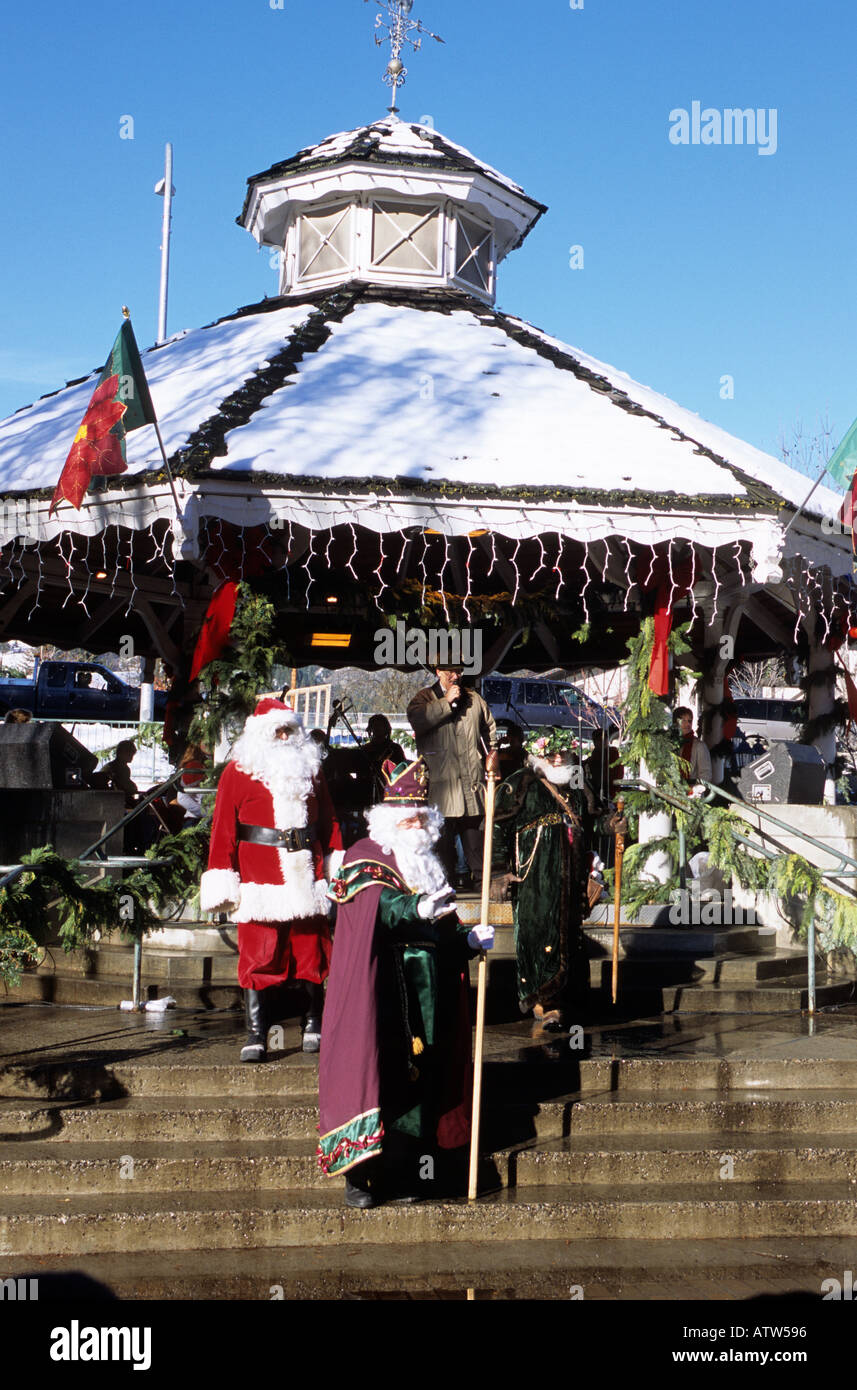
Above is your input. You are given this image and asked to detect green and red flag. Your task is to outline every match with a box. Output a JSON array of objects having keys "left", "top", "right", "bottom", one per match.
[
  {"left": 827, "top": 415, "right": 857, "bottom": 549},
  {"left": 49, "top": 319, "right": 157, "bottom": 515}
]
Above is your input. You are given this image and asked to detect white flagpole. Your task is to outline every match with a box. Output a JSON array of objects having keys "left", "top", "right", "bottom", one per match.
[{"left": 155, "top": 143, "right": 174, "bottom": 346}]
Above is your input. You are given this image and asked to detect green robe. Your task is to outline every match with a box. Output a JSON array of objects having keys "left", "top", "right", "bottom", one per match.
[{"left": 492, "top": 767, "right": 592, "bottom": 1012}]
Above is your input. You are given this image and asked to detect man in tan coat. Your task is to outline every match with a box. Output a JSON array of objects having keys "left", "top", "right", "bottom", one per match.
[{"left": 407, "top": 668, "right": 498, "bottom": 887}]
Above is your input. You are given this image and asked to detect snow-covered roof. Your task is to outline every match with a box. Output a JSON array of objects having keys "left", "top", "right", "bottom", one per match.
[
  {"left": 0, "top": 282, "right": 845, "bottom": 576},
  {"left": 240, "top": 118, "right": 542, "bottom": 221}
]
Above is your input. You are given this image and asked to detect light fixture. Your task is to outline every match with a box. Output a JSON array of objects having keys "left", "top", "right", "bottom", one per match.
[{"left": 310, "top": 633, "right": 352, "bottom": 649}]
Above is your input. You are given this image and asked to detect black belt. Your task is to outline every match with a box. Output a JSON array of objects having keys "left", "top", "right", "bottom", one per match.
[{"left": 238, "top": 823, "right": 316, "bottom": 852}]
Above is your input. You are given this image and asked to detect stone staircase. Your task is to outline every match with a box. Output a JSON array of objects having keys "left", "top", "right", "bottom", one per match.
[
  {"left": 2, "top": 1028, "right": 857, "bottom": 1298},
  {"left": 9, "top": 899, "right": 852, "bottom": 1018}
]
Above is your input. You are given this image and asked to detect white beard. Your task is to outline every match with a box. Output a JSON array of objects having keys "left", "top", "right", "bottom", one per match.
[
  {"left": 528, "top": 754, "right": 575, "bottom": 786},
  {"left": 365, "top": 803, "right": 451, "bottom": 896},
  {"left": 231, "top": 715, "right": 323, "bottom": 827}
]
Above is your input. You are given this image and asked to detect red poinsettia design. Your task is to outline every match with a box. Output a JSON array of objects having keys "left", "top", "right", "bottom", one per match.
[{"left": 50, "top": 374, "right": 128, "bottom": 513}]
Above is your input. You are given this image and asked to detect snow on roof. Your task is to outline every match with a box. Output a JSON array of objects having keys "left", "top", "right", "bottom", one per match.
[
  {"left": 0, "top": 302, "right": 314, "bottom": 496},
  {"left": 0, "top": 285, "right": 838, "bottom": 523},
  {"left": 243, "top": 118, "right": 536, "bottom": 208},
  {"left": 503, "top": 316, "right": 841, "bottom": 516}
]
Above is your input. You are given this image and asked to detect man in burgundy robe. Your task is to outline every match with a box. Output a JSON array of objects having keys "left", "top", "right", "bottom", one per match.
[{"left": 317, "top": 758, "right": 495, "bottom": 1208}]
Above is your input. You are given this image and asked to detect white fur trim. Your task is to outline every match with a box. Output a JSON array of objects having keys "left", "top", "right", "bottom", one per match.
[
  {"left": 236, "top": 849, "right": 323, "bottom": 923},
  {"left": 324, "top": 849, "right": 345, "bottom": 880},
  {"left": 200, "top": 868, "right": 241, "bottom": 914}
]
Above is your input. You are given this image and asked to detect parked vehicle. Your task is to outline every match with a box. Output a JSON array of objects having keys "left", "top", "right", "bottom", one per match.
[
  {"left": 732, "top": 696, "right": 801, "bottom": 745},
  {"left": 0, "top": 660, "right": 167, "bottom": 723},
  {"left": 480, "top": 675, "right": 612, "bottom": 732}
]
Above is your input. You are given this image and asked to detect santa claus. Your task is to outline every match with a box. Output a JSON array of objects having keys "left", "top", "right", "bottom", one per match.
[{"left": 200, "top": 697, "right": 343, "bottom": 1060}]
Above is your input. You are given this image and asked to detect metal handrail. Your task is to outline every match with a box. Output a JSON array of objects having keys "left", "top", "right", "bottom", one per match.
[{"left": 621, "top": 777, "right": 857, "bottom": 1016}]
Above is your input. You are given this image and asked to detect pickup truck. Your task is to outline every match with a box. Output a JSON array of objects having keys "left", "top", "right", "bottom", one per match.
[{"left": 0, "top": 661, "right": 167, "bottom": 722}]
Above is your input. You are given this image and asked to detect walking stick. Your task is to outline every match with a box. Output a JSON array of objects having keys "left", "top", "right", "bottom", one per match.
[
  {"left": 611, "top": 797, "right": 626, "bottom": 1005},
  {"left": 468, "top": 762, "right": 498, "bottom": 1202}
]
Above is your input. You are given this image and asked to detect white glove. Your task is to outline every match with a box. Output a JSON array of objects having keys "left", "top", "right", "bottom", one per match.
[
  {"left": 416, "top": 887, "right": 456, "bottom": 921},
  {"left": 467, "top": 924, "right": 496, "bottom": 951}
]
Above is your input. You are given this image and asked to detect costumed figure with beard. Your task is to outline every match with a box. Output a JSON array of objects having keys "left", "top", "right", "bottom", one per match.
[
  {"left": 200, "top": 698, "right": 343, "bottom": 1060},
  {"left": 317, "top": 759, "right": 495, "bottom": 1209},
  {"left": 492, "top": 730, "right": 627, "bottom": 1032}
]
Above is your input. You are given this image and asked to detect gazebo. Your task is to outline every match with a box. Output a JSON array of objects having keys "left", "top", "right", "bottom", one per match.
[{"left": 0, "top": 112, "right": 852, "bottom": 772}]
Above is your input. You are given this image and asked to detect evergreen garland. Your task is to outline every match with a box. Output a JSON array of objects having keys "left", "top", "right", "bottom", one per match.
[{"left": 188, "top": 584, "right": 285, "bottom": 752}]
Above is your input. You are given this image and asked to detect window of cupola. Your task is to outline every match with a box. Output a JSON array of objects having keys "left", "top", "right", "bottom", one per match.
[
  {"left": 297, "top": 203, "right": 355, "bottom": 281},
  {"left": 370, "top": 201, "right": 443, "bottom": 275},
  {"left": 453, "top": 212, "right": 494, "bottom": 294}
]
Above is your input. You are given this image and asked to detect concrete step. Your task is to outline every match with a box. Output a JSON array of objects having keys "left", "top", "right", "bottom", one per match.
[
  {"left": 0, "top": 1094, "right": 319, "bottom": 1143},
  {"left": 585, "top": 922, "right": 777, "bottom": 957},
  {"left": 10, "top": 1052, "right": 857, "bottom": 1103},
  {"left": 560, "top": 1089, "right": 857, "bottom": 1138},
  {"left": 512, "top": 1132, "right": 857, "bottom": 1186},
  {"left": 4, "top": 1182, "right": 857, "bottom": 1255},
  {"left": 665, "top": 977, "right": 853, "bottom": 1014},
  {"left": 0, "top": 1235, "right": 847, "bottom": 1299},
  {"left": 0, "top": 1138, "right": 326, "bottom": 1196},
  {"left": 7, "top": 971, "right": 243, "bottom": 1010}
]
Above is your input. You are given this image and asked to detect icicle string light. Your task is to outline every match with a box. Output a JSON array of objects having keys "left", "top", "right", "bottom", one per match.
[
  {"left": 324, "top": 530, "right": 335, "bottom": 569},
  {"left": 373, "top": 532, "right": 387, "bottom": 606},
  {"left": 27, "top": 544, "right": 44, "bottom": 620},
  {"left": 709, "top": 547, "right": 721, "bottom": 628},
  {"left": 688, "top": 540, "right": 699, "bottom": 628},
  {"left": 530, "top": 536, "right": 547, "bottom": 585},
  {"left": 600, "top": 540, "right": 610, "bottom": 584},
  {"left": 61, "top": 533, "right": 77, "bottom": 609},
  {"left": 439, "top": 534, "right": 451, "bottom": 622},
  {"left": 420, "top": 531, "right": 429, "bottom": 606},
  {"left": 623, "top": 539, "right": 634, "bottom": 612},
  {"left": 555, "top": 535, "right": 566, "bottom": 601},
  {"left": 125, "top": 536, "right": 138, "bottom": 617},
  {"left": 77, "top": 536, "right": 93, "bottom": 620},
  {"left": 303, "top": 529, "right": 316, "bottom": 608},
  {"left": 510, "top": 538, "right": 521, "bottom": 607},
  {"left": 645, "top": 543, "right": 657, "bottom": 589},
  {"left": 579, "top": 541, "right": 591, "bottom": 624},
  {"left": 463, "top": 534, "right": 475, "bottom": 622},
  {"left": 666, "top": 538, "right": 676, "bottom": 617},
  {"left": 488, "top": 531, "right": 498, "bottom": 579},
  {"left": 346, "top": 523, "right": 359, "bottom": 581}
]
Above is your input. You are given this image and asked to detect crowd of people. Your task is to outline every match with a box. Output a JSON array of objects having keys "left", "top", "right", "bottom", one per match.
[{"left": 196, "top": 667, "right": 715, "bottom": 1208}]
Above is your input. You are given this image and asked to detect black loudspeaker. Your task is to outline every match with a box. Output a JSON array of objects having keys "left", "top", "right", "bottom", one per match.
[
  {"left": 0, "top": 723, "right": 98, "bottom": 790},
  {"left": 737, "top": 740, "right": 826, "bottom": 806}
]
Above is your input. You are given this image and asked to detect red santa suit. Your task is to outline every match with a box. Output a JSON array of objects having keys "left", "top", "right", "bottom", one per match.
[{"left": 200, "top": 699, "right": 343, "bottom": 990}]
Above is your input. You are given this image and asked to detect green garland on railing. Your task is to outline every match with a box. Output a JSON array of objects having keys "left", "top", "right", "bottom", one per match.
[
  {"left": 611, "top": 620, "right": 857, "bottom": 954},
  {"left": 0, "top": 820, "right": 212, "bottom": 987}
]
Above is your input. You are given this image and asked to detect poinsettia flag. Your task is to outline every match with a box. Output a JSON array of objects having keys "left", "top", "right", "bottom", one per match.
[{"left": 49, "top": 319, "right": 157, "bottom": 515}]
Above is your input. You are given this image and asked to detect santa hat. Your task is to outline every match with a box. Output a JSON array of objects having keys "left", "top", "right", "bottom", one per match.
[
  {"left": 381, "top": 758, "right": 430, "bottom": 806},
  {"left": 241, "top": 696, "right": 304, "bottom": 740}
]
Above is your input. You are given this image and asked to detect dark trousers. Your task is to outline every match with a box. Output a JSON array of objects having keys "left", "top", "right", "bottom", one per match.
[{"left": 439, "top": 816, "right": 484, "bottom": 884}]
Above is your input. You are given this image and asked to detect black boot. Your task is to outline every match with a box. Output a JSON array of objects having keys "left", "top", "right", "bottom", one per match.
[
  {"left": 345, "top": 1159, "right": 380, "bottom": 1209},
  {"left": 300, "top": 981, "right": 324, "bottom": 1054},
  {"left": 241, "top": 988, "right": 267, "bottom": 1063}
]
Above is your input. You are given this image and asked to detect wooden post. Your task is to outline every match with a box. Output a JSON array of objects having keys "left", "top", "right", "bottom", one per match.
[
  {"left": 611, "top": 797, "right": 626, "bottom": 1005},
  {"left": 467, "top": 766, "right": 498, "bottom": 1202}
]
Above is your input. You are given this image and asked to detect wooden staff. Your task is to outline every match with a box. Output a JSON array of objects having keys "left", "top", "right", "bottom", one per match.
[
  {"left": 611, "top": 797, "right": 626, "bottom": 1005},
  {"left": 468, "top": 762, "right": 498, "bottom": 1202}
]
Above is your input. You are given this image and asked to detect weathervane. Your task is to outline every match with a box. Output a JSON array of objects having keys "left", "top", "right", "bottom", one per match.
[{"left": 365, "top": 0, "right": 444, "bottom": 116}]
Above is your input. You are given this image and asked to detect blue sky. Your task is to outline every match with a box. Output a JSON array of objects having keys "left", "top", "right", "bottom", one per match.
[{"left": 1, "top": 0, "right": 855, "bottom": 478}]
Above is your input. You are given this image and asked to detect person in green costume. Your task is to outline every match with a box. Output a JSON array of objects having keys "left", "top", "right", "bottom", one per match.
[{"left": 492, "top": 730, "right": 626, "bottom": 1031}]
